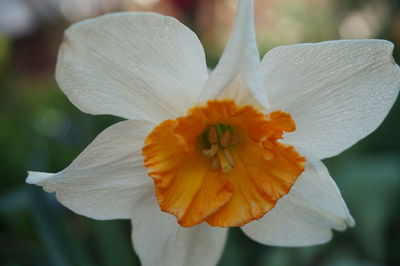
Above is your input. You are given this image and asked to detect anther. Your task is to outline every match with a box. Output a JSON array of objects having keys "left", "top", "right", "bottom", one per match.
[
  {"left": 223, "top": 148, "right": 234, "bottom": 166},
  {"left": 208, "top": 127, "right": 218, "bottom": 144},
  {"left": 217, "top": 149, "right": 232, "bottom": 173},
  {"left": 220, "top": 130, "right": 231, "bottom": 148},
  {"left": 203, "top": 143, "right": 218, "bottom": 158}
]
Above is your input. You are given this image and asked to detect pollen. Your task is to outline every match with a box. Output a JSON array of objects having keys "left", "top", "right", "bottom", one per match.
[{"left": 142, "top": 100, "right": 305, "bottom": 228}]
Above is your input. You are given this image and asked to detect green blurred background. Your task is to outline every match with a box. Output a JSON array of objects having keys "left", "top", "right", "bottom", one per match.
[{"left": 1, "top": 0, "right": 399, "bottom": 265}]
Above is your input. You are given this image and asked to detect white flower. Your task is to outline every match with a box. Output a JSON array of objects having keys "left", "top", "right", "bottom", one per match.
[{"left": 27, "top": 0, "right": 400, "bottom": 265}]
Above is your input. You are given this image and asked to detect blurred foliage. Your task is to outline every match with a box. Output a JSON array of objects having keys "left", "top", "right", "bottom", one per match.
[{"left": 1, "top": 0, "right": 400, "bottom": 265}]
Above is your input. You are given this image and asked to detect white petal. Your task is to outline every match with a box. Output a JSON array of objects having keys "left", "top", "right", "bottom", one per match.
[
  {"left": 131, "top": 194, "right": 227, "bottom": 266},
  {"left": 241, "top": 151, "right": 354, "bottom": 247},
  {"left": 261, "top": 39, "right": 400, "bottom": 159},
  {"left": 198, "top": 0, "right": 268, "bottom": 108},
  {"left": 57, "top": 12, "right": 208, "bottom": 122},
  {"left": 26, "top": 120, "right": 155, "bottom": 220}
]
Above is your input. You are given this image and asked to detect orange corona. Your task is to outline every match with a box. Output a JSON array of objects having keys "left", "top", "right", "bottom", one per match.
[{"left": 142, "top": 100, "right": 305, "bottom": 227}]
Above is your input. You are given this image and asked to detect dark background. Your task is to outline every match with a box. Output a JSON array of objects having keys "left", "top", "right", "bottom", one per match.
[{"left": 1, "top": 0, "right": 399, "bottom": 265}]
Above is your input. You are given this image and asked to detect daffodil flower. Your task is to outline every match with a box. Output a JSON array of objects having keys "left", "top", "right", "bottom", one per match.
[{"left": 27, "top": 0, "right": 400, "bottom": 265}]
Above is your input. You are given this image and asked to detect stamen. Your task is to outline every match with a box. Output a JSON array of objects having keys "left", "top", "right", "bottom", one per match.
[
  {"left": 217, "top": 149, "right": 232, "bottom": 173},
  {"left": 208, "top": 127, "right": 218, "bottom": 144},
  {"left": 223, "top": 148, "right": 234, "bottom": 166},
  {"left": 202, "top": 123, "right": 237, "bottom": 173},
  {"left": 220, "top": 131, "right": 231, "bottom": 148},
  {"left": 203, "top": 143, "right": 219, "bottom": 158}
]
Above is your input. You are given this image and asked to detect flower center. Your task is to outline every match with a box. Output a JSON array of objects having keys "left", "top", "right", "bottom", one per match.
[
  {"left": 142, "top": 100, "right": 305, "bottom": 228},
  {"left": 202, "top": 124, "right": 237, "bottom": 173}
]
